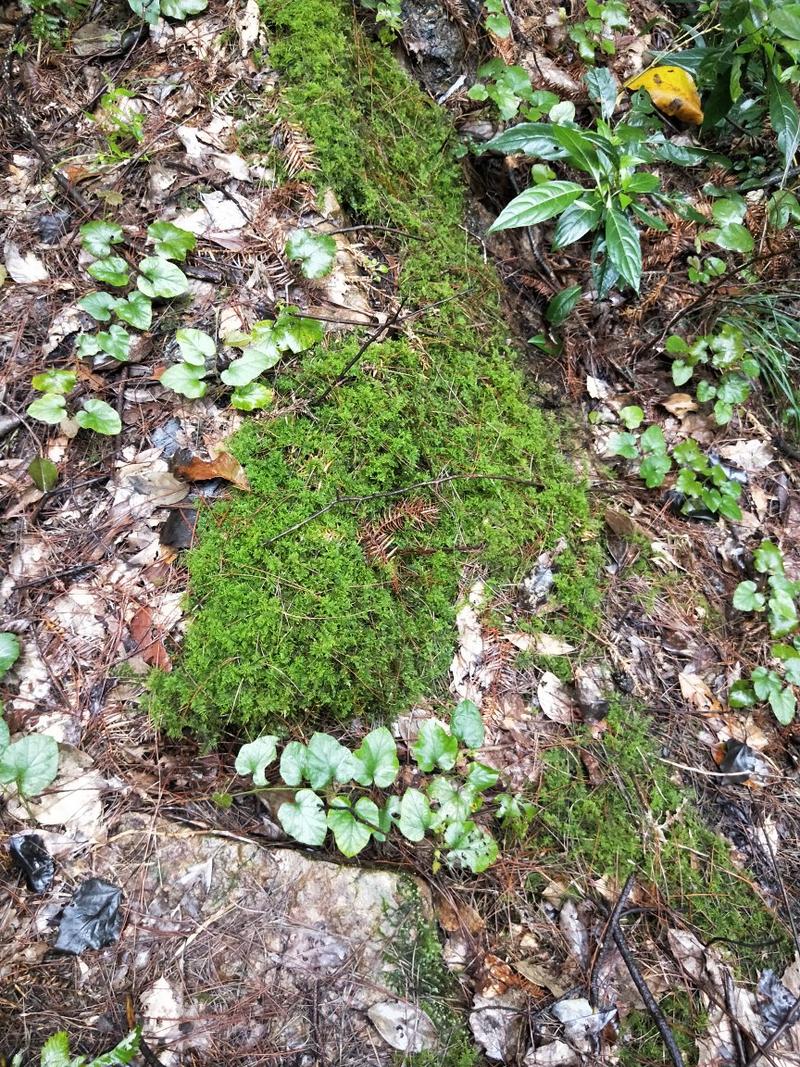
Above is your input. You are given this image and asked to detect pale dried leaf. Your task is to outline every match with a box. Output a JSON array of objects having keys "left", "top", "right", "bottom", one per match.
[
  {"left": 661, "top": 392, "right": 698, "bottom": 418},
  {"left": 537, "top": 672, "right": 576, "bottom": 723},
  {"left": 4, "top": 242, "right": 48, "bottom": 284},
  {"left": 506, "top": 632, "right": 575, "bottom": 655}
]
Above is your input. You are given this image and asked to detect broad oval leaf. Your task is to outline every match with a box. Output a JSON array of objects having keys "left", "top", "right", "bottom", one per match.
[
  {"left": 96, "top": 324, "right": 131, "bottom": 362},
  {"left": 552, "top": 198, "right": 602, "bottom": 248},
  {"left": 280, "top": 740, "right": 308, "bottom": 786},
  {"left": 27, "top": 393, "right": 67, "bottom": 425},
  {"left": 0, "top": 734, "right": 59, "bottom": 797},
  {"left": 75, "top": 399, "right": 122, "bottom": 435},
  {"left": 352, "top": 726, "right": 399, "bottom": 788},
  {"left": 115, "top": 291, "right": 152, "bottom": 330},
  {"left": 160, "top": 0, "right": 208, "bottom": 16},
  {"left": 410, "top": 719, "right": 458, "bottom": 772},
  {"left": 80, "top": 220, "right": 123, "bottom": 258},
  {"left": 78, "top": 291, "right": 118, "bottom": 322},
  {"left": 0, "top": 633, "right": 21, "bottom": 677},
  {"left": 305, "top": 732, "right": 357, "bottom": 790},
  {"left": 546, "top": 284, "right": 582, "bottom": 326},
  {"left": 272, "top": 310, "right": 325, "bottom": 353},
  {"left": 137, "top": 256, "right": 189, "bottom": 299},
  {"left": 488, "top": 181, "right": 586, "bottom": 233},
  {"left": 176, "top": 327, "right": 216, "bottom": 366},
  {"left": 285, "top": 229, "right": 337, "bottom": 280},
  {"left": 230, "top": 383, "right": 274, "bottom": 411},
  {"left": 27, "top": 456, "right": 59, "bottom": 491},
  {"left": 235, "top": 735, "right": 278, "bottom": 786},
  {"left": 160, "top": 361, "right": 207, "bottom": 399},
  {"left": 604, "top": 207, "right": 642, "bottom": 291},
  {"left": 398, "top": 788, "right": 433, "bottom": 842},
  {"left": 327, "top": 806, "right": 372, "bottom": 857},
  {"left": 278, "top": 788, "right": 327, "bottom": 846},
  {"left": 147, "top": 221, "right": 197, "bottom": 261},
  {"left": 88, "top": 256, "right": 130, "bottom": 287},
  {"left": 220, "top": 343, "right": 280, "bottom": 386},
  {"left": 482, "top": 122, "right": 563, "bottom": 157},
  {"left": 450, "top": 699, "right": 485, "bottom": 749},
  {"left": 31, "top": 370, "right": 77, "bottom": 395}
]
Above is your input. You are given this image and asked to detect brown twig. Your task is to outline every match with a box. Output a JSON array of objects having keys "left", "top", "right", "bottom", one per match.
[{"left": 309, "top": 301, "right": 405, "bottom": 408}]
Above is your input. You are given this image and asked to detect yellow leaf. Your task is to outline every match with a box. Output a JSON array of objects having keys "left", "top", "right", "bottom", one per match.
[{"left": 626, "top": 66, "right": 704, "bottom": 125}]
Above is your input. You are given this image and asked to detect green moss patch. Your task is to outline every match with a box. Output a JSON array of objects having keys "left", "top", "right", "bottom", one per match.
[{"left": 149, "top": 0, "right": 600, "bottom": 741}]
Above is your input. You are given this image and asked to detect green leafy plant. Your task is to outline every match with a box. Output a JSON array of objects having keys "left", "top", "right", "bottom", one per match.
[
  {"left": 0, "top": 675, "right": 60, "bottom": 803},
  {"left": 285, "top": 228, "right": 337, "bottom": 279},
  {"left": 730, "top": 540, "right": 800, "bottom": 724},
  {"left": 483, "top": 71, "right": 713, "bottom": 293},
  {"left": 235, "top": 701, "right": 512, "bottom": 873},
  {"left": 128, "top": 0, "right": 207, "bottom": 25},
  {"left": 92, "top": 88, "right": 146, "bottom": 164},
  {"left": 484, "top": 0, "right": 511, "bottom": 38},
  {"left": 467, "top": 60, "right": 559, "bottom": 122},
  {"left": 358, "top": 0, "right": 402, "bottom": 36},
  {"left": 25, "top": 0, "right": 88, "bottom": 43},
  {"left": 569, "top": 0, "right": 629, "bottom": 62},
  {"left": 12, "top": 1028, "right": 141, "bottom": 1067},
  {"left": 701, "top": 193, "right": 754, "bottom": 254},
  {"left": 666, "top": 324, "right": 760, "bottom": 424},
  {"left": 687, "top": 254, "right": 726, "bottom": 284}
]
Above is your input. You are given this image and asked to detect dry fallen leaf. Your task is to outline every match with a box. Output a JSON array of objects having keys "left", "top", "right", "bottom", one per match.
[
  {"left": 506, "top": 632, "right": 575, "bottom": 656},
  {"left": 4, "top": 242, "right": 49, "bottom": 284},
  {"left": 130, "top": 605, "right": 172, "bottom": 671},
  {"left": 626, "top": 66, "right": 704, "bottom": 124},
  {"left": 661, "top": 392, "right": 698, "bottom": 418},
  {"left": 173, "top": 450, "right": 250, "bottom": 491},
  {"left": 678, "top": 671, "right": 721, "bottom": 712},
  {"left": 537, "top": 672, "right": 576, "bottom": 724},
  {"left": 718, "top": 439, "right": 774, "bottom": 472}
]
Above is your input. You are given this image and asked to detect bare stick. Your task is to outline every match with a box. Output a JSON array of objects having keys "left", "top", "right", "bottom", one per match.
[{"left": 310, "top": 302, "right": 405, "bottom": 408}]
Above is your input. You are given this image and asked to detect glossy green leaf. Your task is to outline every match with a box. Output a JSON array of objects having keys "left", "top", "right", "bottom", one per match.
[
  {"left": 220, "top": 343, "right": 281, "bottom": 386},
  {"left": 584, "top": 66, "right": 618, "bottom": 121},
  {"left": 486, "top": 11, "right": 511, "bottom": 35},
  {"left": 465, "top": 761, "right": 500, "bottom": 792},
  {"left": 147, "top": 221, "right": 197, "bottom": 261},
  {"left": 772, "top": 3, "right": 800, "bottom": 38},
  {"left": 77, "top": 333, "right": 101, "bottom": 358},
  {"left": 755, "top": 540, "right": 785, "bottom": 576},
  {"left": 619, "top": 405, "right": 644, "bottom": 429},
  {"left": 0, "top": 633, "right": 21, "bottom": 677},
  {"left": 278, "top": 788, "right": 327, "bottom": 846},
  {"left": 27, "top": 457, "right": 58, "bottom": 492},
  {"left": 31, "top": 370, "right": 77, "bottom": 395},
  {"left": 0, "top": 734, "right": 59, "bottom": 797},
  {"left": 609, "top": 431, "right": 638, "bottom": 459},
  {"left": 272, "top": 310, "right": 325, "bottom": 353},
  {"left": 27, "top": 393, "right": 67, "bottom": 425},
  {"left": 450, "top": 699, "right": 485, "bottom": 748},
  {"left": 604, "top": 207, "right": 641, "bottom": 290},
  {"left": 327, "top": 804, "right": 372, "bottom": 856},
  {"left": 444, "top": 820, "right": 499, "bottom": 873},
  {"left": 88, "top": 256, "right": 130, "bottom": 287},
  {"left": 176, "top": 328, "right": 216, "bottom": 366},
  {"left": 160, "top": 361, "right": 207, "bottom": 398},
  {"left": 733, "top": 580, "right": 766, "bottom": 612},
  {"left": 75, "top": 399, "right": 122, "bottom": 435},
  {"left": 78, "top": 291, "right": 118, "bottom": 322},
  {"left": 729, "top": 680, "right": 756, "bottom": 709},
  {"left": 768, "top": 75, "right": 800, "bottom": 167},
  {"left": 230, "top": 383, "right": 274, "bottom": 410},
  {"left": 552, "top": 199, "right": 603, "bottom": 248},
  {"left": 410, "top": 719, "right": 459, "bottom": 772},
  {"left": 488, "top": 181, "right": 585, "bottom": 232},
  {"left": 235, "top": 735, "right": 279, "bottom": 786},
  {"left": 115, "top": 291, "right": 152, "bottom": 330},
  {"left": 545, "top": 284, "right": 582, "bottom": 326},
  {"left": 352, "top": 726, "right": 400, "bottom": 787},
  {"left": 80, "top": 220, "right": 123, "bottom": 258},
  {"left": 285, "top": 229, "right": 337, "bottom": 279},
  {"left": 398, "top": 788, "right": 433, "bottom": 842},
  {"left": 137, "top": 256, "right": 189, "bottom": 299}
]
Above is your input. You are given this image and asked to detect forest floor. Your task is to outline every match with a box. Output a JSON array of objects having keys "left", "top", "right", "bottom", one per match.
[{"left": 1, "top": 0, "right": 800, "bottom": 1064}]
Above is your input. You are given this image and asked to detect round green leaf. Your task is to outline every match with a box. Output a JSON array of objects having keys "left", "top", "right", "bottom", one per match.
[
  {"left": 77, "top": 333, "right": 101, "bottom": 358},
  {"left": 146, "top": 221, "right": 197, "bottom": 261},
  {"left": 160, "top": 0, "right": 208, "bottom": 18},
  {"left": 639, "top": 452, "right": 672, "bottom": 488},
  {"left": 230, "top": 383, "right": 274, "bottom": 411},
  {"left": 771, "top": 684, "right": 797, "bottom": 726},
  {"left": 285, "top": 229, "right": 337, "bottom": 280},
  {"left": 80, "top": 220, "right": 123, "bottom": 258},
  {"left": 754, "top": 541, "right": 784, "bottom": 576},
  {"left": 608, "top": 432, "right": 638, "bottom": 459},
  {"left": 176, "top": 328, "right": 216, "bottom": 366},
  {"left": 88, "top": 256, "right": 130, "bottom": 287},
  {"left": 327, "top": 806, "right": 372, "bottom": 856},
  {"left": 280, "top": 740, "right": 308, "bottom": 786},
  {"left": 137, "top": 256, "right": 189, "bottom": 299},
  {"left": 352, "top": 726, "right": 399, "bottom": 788},
  {"left": 115, "top": 291, "right": 152, "bottom": 330},
  {"left": 427, "top": 777, "right": 474, "bottom": 823},
  {"left": 465, "top": 761, "right": 500, "bottom": 792},
  {"left": 398, "top": 788, "right": 432, "bottom": 842},
  {"left": 235, "top": 735, "right": 278, "bottom": 786},
  {"left": 411, "top": 720, "right": 459, "bottom": 772},
  {"left": 31, "top": 370, "right": 77, "bottom": 395},
  {"left": 75, "top": 399, "right": 122, "bottom": 435},
  {"left": 733, "top": 581, "right": 765, "bottom": 613},
  {"left": 619, "top": 405, "right": 644, "bottom": 430},
  {"left": 444, "top": 820, "right": 499, "bottom": 873},
  {"left": 220, "top": 343, "right": 281, "bottom": 386},
  {"left": 97, "top": 324, "right": 131, "bottom": 362},
  {"left": 271, "top": 311, "right": 325, "bottom": 354},
  {"left": 278, "top": 788, "right": 327, "bottom": 845},
  {"left": 78, "top": 291, "right": 119, "bottom": 322},
  {"left": 0, "top": 734, "right": 59, "bottom": 797},
  {"left": 0, "top": 633, "right": 21, "bottom": 677},
  {"left": 304, "top": 732, "right": 357, "bottom": 790},
  {"left": 27, "top": 393, "right": 67, "bottom": 425},
  {"left": 451, "top": 699, "right": 485, "bottom": 749},
  {"left": 160, "top": 361, "right": 207, "bottom": 399},
  {"left": 27, "top": 457, "right": 59, "bottom": 492}
]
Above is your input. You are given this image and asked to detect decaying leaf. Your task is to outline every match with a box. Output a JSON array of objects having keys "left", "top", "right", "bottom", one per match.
[
  {"left": 130, "top": 605, "right": 172, "bottom": 671},
  {"left": 172, "top": 449, "right": 250, "bottom": 491},
  {"left": 537, "top": 672, "right": 576, "bottom": 723},
  {"left": 661, "top": 392, "right": 698, "bottom": 418},
  {"left": 506, "top": 632, "right": 575, "bottom": 656},
  {"left": 678, "top": 671, "right": 721, "bottom": 712},
  {"left": 626, "top": 66, "right": 704, "bottom": 124},
  {"left": 4, "top": 242, "right": 49, "bottom": 284}
]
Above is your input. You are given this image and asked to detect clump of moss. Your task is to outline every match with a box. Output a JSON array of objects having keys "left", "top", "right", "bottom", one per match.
[
  {"left": 149, "top": 0, "right": 601, "bottom": 741},
  {"left": 528, "top": 702, "right": 789, "bottom": 960},
  {"left": 386, "top": 880, "right": 479, "bottom": 1067},
  {"left": 620, "top": 993, "right": 702, "bottom": 1067}
]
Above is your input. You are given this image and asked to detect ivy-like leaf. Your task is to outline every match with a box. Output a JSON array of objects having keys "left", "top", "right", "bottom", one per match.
[
  {"left": 0, "top": 734, "right": 59, "bottom": 797},
  {"left": 327, "top": 802, "right": 372, "bottom": 857},
  {"left": 115, "top": 291, "right": 152, "bottom": 330},
  {"left": 272, "top": 310, "right": 325, "bottom": 354},
  {"left": 75, "top": 399, "right": 122, "bottom": 435},
  {"left": 27, "top": 393, "right": 67, "bottom": 425},
  {"left": 427, "top": 777, "right": 475, "bottom": 824},
  {"left": 465, "top": 761, "right": 500, "bottom": 792},
  {"left": 160, "top": 361, "right": 207, "bottom": 399},
  {"left": 89, "top": 1028, "right": 142, "bottom": 1067},
  {"left": 176, "top": 328, "right": 216, "bottom": 366},
  {"left": 410, "top": 720, "right": 458, "bottom": 772},
  {"left": 128, "top": 0, "right": 161, "bottom": 22},
  {"left": 279, "top": 740, "right": 307, "bottom": 786},
  {"left": 80, "top": 220, "right": 123, "bottom": 258},
  {"left": 137, "top": 256, "right": 189, "bottom": 299},
  {"left": 732, "top": 581, "right": 766, "bottom": 613},
  {"left": 443, "top": 820, "right": 499, "bottom": 873},
  {"left": 285, "top": 229, "right": 337, "bottom": 280},
  {"left": 147, "top": 221, "right": 198, "bottom": 261},
  {"left": 608, "top": 432, "right": 638, "bottom": 459},
  {"left": 31, "top": 370, "right": 77, "bottom": 395},
  {"left": 230, "top": 383, "right": 274, "bottom": 411},
  {"left": 352, "top": 726, "right": 399, "bottom": 788},
  {"left": 398, "top": 788, "right": 433, "bottom": 842},
  {"left": 88, "top": 256, "right": 130, "bottom": 287},
  {"left": 450, "top": 699, "right": 485, "bottom": 749},
  {"left": 0, "top": 633, "right": 21, "bottom": 677},
  {"left": 220, "top": 343, "right": 280, "bottom": 386},
  {"left": 97, "top": 324, "right": 131, "bottom": 362},
  {"left": 78, "top": 291, "right": 118, "bottom": 322},
  {"left": 235, "top": 736, "right": 279, "bottom": 786},
  {"left": 754, "top": 541, "right": 784, "bottom": 576},
  {"left": 304, "top": 732, "right": 358, "bottom": 790},
  {"left": 278, "top": 788, "right": 327, "bottom": 846}
]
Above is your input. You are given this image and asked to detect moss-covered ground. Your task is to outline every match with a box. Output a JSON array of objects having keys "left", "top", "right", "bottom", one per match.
[{"left": 149, "top": 0, "right": 601, "bottom": 741}]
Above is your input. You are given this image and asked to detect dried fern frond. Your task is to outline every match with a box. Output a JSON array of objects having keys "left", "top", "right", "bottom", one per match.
[
  {"left": 273, "top": 117, "right": 318, "bottom": 177},
  {"left": 359, "top": 498, "right": 440, "bottom": 565}
]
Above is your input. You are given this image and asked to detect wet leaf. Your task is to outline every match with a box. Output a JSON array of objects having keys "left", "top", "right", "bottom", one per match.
[
  {"left": 115, "top": 291, "right": 152, "bottom": 330},
  {"left": 80, "top": 220, "right": 123, "bottom": 258},
  {"left": 28, "top": 457, "right": 59, "bottom": 492},
  {"left": 27, "top": 393, "right": 67, "bottom": 425},
  {"left": 626, "top": 66, "right": 703, "bottom": 124},
  {"left": 31, "top": 370, "right": 77, "bottom": 395},
  {"left": 137, "top": 257, "right": 189, "bottom": 299},
  {"left": 75, "top": 399, "right": 122, "bottom": 435}
]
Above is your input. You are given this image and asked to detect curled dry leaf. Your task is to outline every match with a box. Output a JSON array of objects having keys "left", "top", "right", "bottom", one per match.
[
  {"left": 130, "top": 605, "right": 172, "bottom": 671},
  {"left": 660, "top": 392, "right": 698, "bottom": 418},
  {"left": 537, "top": 672, "right": 576, "bottom": 724},
  {"left": 4, "top": 242, "right": 49, "bottom": 284},
  {"left": 678, "top": 671, "right": 721, "bottom": 712},
  {"left": 506, "top": 632, "right": 575, "bottom": 656},
  {"left": 172, "top": 449, "right": 250, "bottom": 491}
]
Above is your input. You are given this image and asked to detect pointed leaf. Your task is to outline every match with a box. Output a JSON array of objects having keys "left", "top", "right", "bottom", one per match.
[
  {"left": 27, "top": 393, "right": 67, "bottom": 425},
  {"left": 305, "top": 732, "right": 357, "bottom": 790},
  {"left": 410, "top": 720, "right": 458, "bottom": 772},
  {"left": 88, "top": 256, "right": 130, "bottom": 287},
  {"left": 450, "top": 699, "right": 485, "bottom": 748},
  {"left": 488, "top": 181, "right": 585, "bottom": 233},
  {"left": 176, "top": 327, "right": 216, "bottom": 366},
  {"left": 352, "top": 726, "right": 399, "bottom": 787},
  {"left": 28, "top": 457, "right": 59, "bottom": 491},
  {"left": 605, "top": 207, "right": 642, "bottom": 290},
  {"left": 279, "top": 740, "right": 308, "bottom": 786},
  {"left": 0, "top": 633, "right": 21, "bottom": 677},
  {"left": 115, "top": 291, "right": 152, "bottom": 330},
  {"left": 96, "top": 324, "right": 131, "bottom": 362},
  {"left": 220, "top": 343, "right": 280, "bottom": 386}
]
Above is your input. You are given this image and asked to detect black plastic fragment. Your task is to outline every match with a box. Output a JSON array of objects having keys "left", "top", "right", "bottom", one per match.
[
  {"left": 160, "top": 506, "right": 198, "bottom": 550},
  {"left": 719, "top": 739, "right": 757, "bottom": 784},
  {"left": 8, "top": 833, "right": 55, "bottom": 893},
  {"left": 55, "top": 878, "right": 123, "bottom": 954},
  {"left": 37, "top": 210, "right": 71, "bottom": 245}
]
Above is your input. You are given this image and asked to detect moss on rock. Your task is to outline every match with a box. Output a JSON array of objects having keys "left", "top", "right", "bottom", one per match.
[{"left": 149, "top": 0, "right": 600, "bottom": 741}]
